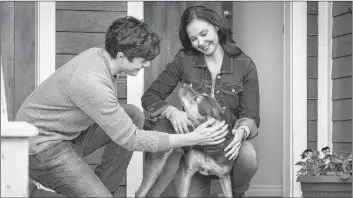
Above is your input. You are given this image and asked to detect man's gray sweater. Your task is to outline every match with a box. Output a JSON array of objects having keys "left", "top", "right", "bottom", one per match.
[{"left": 16, "top": 48, "right": 170, "bottom": 155}]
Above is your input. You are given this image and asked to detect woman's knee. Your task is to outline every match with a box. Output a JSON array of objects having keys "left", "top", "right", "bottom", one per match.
[
  {"left": 231, "top": 140, "right": 259, "bottom": 189},
  {"left": 121, "top": 104, "right": 145, "bottom": 129},
  {"left": 237, "top": 141, "right": 259, "bottom": 172}
]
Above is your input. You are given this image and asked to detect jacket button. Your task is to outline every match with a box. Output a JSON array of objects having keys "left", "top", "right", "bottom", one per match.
[
  {"left": 222, "top": 106, "right": 226, "bottom": 110},
  {"left": 216, "top": 90, "right": 220, "bottom": 94},
  {"left": 217, "top": 75, "right": 221, "bottom": 80}
]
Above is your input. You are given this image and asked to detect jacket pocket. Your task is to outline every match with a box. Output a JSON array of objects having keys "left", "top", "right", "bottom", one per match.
[
  {"left": 221, "top": 83, "right": 243, "bottom": 109},
  {"left": 221, "top": 83, "right": 243, "bottom": 95},
  {"left": 182, "top": 79, "right": 203, "bottom": 93}
]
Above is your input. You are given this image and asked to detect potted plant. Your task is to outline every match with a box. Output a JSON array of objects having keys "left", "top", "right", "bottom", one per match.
[{"left": 295, "top": 147, "right": 352, "bottom": 198}]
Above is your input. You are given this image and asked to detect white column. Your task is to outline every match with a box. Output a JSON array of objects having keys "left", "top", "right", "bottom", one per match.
[
  {"left": 317, "top": 2, "right": 333, "bottom": 153},
  {"left": 35, "top": 2, "right": 56, "bottom": 86},
  {"left": 289, "top": 2, "right": 307, "bottom": 197},
  {"left": 126, "top": 2, "right": 144, "bottom": 197}
]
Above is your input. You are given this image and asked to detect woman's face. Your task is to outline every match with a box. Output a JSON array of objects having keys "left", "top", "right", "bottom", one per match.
[{"left": 186, "top": 19, "right": 220, "bottom": 56}]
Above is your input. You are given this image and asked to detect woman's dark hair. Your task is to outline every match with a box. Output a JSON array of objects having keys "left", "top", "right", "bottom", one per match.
[
  {"left": 179, "top": 5, "right": 242, "bottom": 57},
  {"left": 105, "top": 16, "right": 161, "bottom": 62}
]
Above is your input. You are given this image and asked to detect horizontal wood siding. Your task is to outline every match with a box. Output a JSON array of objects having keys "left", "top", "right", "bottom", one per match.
[
  {"left": 56, "top": 2, "right": 128, "bottom": 189},
  {"left": 56, "top": 1, "right": 127, "bottom": 66},
  {"left": 56, "top": 2, "right": 127, "bottom": 11},
  {"left": 307, "top": 2, "right": 318, "bottom": 150},
  {"left": 56, "top": 32, "right": 105, "bottom": 55},
  {"left": 56, "top": 10, "right": 126, "bottom": 33},
  {"left": 331, "top": 1, "right": 352, "bottom": 153}
]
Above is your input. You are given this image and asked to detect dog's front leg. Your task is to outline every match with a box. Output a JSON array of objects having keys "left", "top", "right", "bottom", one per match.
[
  {"left": 146, "top": 150, "right": 183, "bottom": 197},
  {"left": 135, "top": 149, "right": 173, "bottom": 198},
  {"left": 219, "top": 174, "right": 233, "bottom": 198},
  {"left": 175, "top": 163, "right": 197, "bottom": 197}
]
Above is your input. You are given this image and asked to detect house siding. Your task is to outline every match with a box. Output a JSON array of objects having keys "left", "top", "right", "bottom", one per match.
[
  {"left": 307, "top": 1, "right": 318, "bottom": 151},
  {"left": 55, "top": 2, "right": 128, "bottom": 192},
  {"left": 56, "top": 1, "right": 127, "bottom": 103},
  {"left": 331, "top": 1, "right": 352, "bottom": 153}
]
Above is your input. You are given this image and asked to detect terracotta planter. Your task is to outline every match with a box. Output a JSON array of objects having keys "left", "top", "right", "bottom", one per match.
[{"left": 297, "top": 175, "right": 352, "bottom": 198}]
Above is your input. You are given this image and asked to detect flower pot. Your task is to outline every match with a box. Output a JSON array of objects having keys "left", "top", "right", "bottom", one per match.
[{"left": 297, "top": 175, "right": 352, "bottom": 198}]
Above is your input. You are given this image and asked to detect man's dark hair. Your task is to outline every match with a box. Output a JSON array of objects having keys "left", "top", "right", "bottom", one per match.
[{"left": 105, "top": 16, "right": 161, "bottom": 62}]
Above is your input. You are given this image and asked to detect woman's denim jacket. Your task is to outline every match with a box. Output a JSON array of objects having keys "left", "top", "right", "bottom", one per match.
[{"left": 141, "top": 49, "right": 260, "bottom": 139}]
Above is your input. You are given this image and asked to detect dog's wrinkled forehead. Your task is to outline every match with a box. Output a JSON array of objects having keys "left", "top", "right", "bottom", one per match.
[{"left": 196, "top": 93, "right": 224, "bottom": 120}]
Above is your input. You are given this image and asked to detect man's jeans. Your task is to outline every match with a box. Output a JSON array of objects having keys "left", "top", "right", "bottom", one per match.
[
  {"left": 29, "top": 104, "right": 144, "bottom": 197},
  {"left": 149, "top": 118, "right": 259, "bottom": 197}
]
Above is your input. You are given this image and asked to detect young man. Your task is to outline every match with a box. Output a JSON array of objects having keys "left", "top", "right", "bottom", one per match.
[{"left": 16, "top": 16, "right": 228, "bottom": 197}]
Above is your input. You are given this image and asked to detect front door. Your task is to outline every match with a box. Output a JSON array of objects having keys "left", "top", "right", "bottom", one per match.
[
  {"left": 143, "top": 2, "right": 286, "bottom": 197},
  {"left": 144, "top": 1, "right": 233, "bottom": 110}
]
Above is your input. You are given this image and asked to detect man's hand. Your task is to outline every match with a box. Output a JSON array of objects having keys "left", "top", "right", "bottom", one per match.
[
  {"left": 189, "top": 119, "right": 228, "bottom": 146},
  {"left": 224, "top": 128, "right": 246, "bottom": 160}
]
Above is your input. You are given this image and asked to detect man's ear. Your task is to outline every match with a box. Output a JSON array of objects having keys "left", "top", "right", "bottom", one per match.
[{"left": 116, "top": 52, "right": 125, "bottom": 59}]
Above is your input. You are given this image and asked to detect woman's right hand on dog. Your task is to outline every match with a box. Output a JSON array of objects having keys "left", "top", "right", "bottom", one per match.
[
  {"left": 169, "top": 109, "right": 194, "bottom": 134},
  {"left": 190, "top": 119, "right": 228, "bottom": 146}
]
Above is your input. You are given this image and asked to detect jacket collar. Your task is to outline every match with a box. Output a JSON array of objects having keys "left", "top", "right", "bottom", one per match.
[{"left": 192, "top": 52, "right": 234, "bottom": 74}]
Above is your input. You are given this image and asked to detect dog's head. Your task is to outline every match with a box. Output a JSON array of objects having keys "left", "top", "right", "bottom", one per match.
[{"left": 178, "top": 83, "right": 227, "bottom": 128}]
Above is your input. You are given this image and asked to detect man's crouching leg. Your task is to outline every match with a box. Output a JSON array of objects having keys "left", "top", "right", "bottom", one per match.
[{"left": 95, "top": 104, "right": 145, "bottom": 194}]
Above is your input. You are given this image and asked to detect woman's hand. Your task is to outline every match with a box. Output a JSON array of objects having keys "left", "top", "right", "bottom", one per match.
[
  {"left": 189, "top": 118, "right": 228, "bottom": 146},
  {"left": 224, "top": 128, "right": 246, "bottom": 160},
  {"left": 169, "top": 109, "right": 194, "bottom": 134}
]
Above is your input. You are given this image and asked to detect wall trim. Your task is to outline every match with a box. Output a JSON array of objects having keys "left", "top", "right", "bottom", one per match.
[
  {"left": 282, "top": 2, "right": 291, "bottom": 197},
  {"left": 126, "top": 2, "right": 144, "bottom": 197},
  {"left": 247, "top": 185, "right": 283, "bottom": 197},
  {"left": 289, "top": 2, "right": 307, "bottom": 197},
  {"left": 317, "top": 2, "right": 333, "bottom": 153},
  {"left": 218, "top": 185, "right": 282, "bottom": 197},
  {"left": 35, "top": 2, "right": 56, "bottom": 86}
]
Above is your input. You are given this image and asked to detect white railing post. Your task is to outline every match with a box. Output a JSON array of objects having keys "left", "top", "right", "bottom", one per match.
[
  {"left": 35, "top": 1, "right": 56, "bottom": 86},
  {"left": 126, "top": 2, "right": 144, "bottom": 197},
  {"left": 289, "top": 2, "right": 307, "bottom": 197},
  {"left": 317, "top": 1, "right": 333, "bottom": 153},
  {"left": 1, "top": 53, "right": 39, "bottom": 197}
]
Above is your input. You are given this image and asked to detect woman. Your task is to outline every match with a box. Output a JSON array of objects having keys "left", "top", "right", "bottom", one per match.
[{"left": 142, "top": 5, "right": 260, "bottom": 198}]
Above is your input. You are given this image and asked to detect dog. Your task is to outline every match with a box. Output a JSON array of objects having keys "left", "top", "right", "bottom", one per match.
[{"left": 136, "top": 83, "right": 236, "bottom": 197}]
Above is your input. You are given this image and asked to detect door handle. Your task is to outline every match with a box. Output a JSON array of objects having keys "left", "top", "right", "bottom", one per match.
[{"left": 223, "top": 9, "right": 232, "bottom": 19}]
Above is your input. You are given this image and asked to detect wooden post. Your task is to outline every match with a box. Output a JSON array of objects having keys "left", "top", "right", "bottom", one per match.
[{"left": 1, "top": 53, "right": 39, "bottom": 197}]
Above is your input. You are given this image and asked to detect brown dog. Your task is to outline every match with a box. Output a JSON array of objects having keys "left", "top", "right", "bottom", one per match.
[{"left": 136, "top": 83, "right": 235, "bottom": 197}]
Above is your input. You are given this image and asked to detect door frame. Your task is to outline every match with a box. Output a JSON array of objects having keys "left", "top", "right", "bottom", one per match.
[{"left": 283, "top": 2, "right": 307, "bottom": 197}]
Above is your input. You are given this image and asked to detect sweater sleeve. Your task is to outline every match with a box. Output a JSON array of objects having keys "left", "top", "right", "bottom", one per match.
[{"left": 68, "top": 71, "right": 170, "bottom": 152}]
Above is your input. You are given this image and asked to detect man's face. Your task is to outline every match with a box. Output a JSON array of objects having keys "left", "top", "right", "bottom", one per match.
[
  {"left": 113, "top": 53, "right": 151, "bottom": 76},
  {"left": 121, "top": 57, "right": 151, "bottom": 76}
]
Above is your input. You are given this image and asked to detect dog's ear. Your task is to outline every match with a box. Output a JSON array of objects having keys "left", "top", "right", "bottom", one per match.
[{"left": 198, "top": 95, "right": 226, "bottom": 121}]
